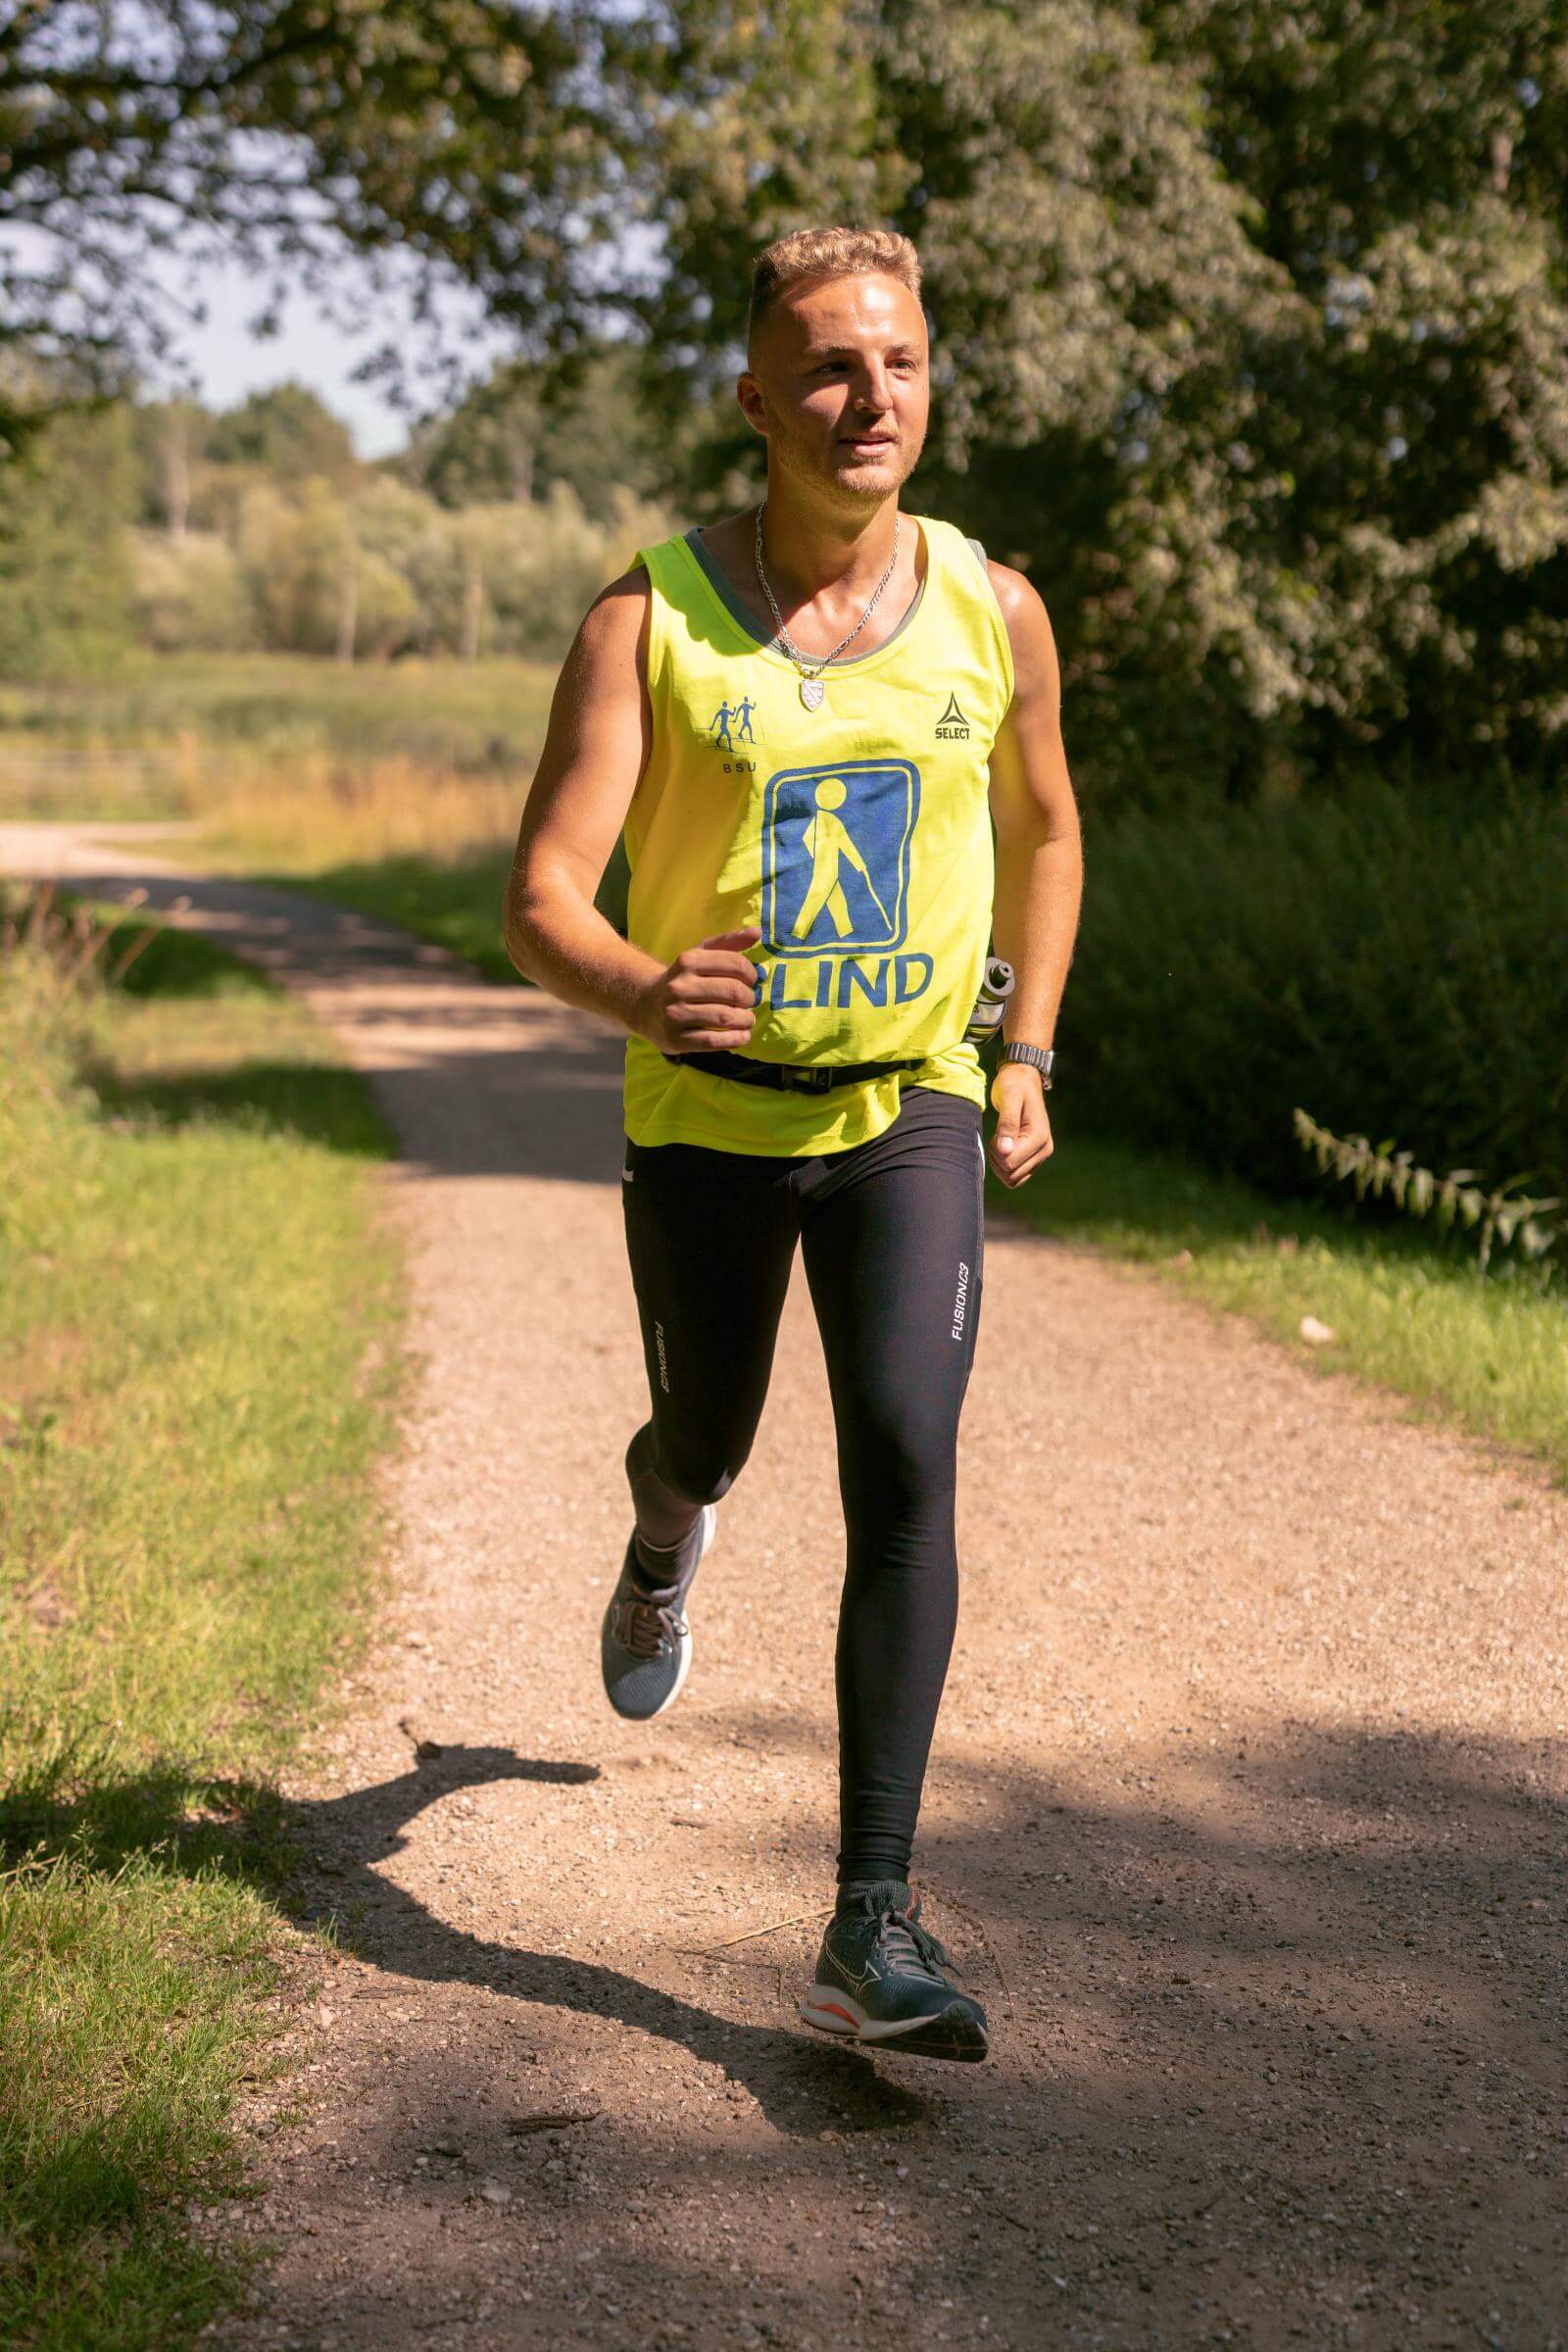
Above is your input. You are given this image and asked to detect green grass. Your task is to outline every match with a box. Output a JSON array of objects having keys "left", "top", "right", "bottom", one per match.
[
  {"left": 1004, "top": 1132, "right": 1568, "bottom": 1481},
  {"left": 0, "top": 906, "right": 405, "bottom": 2348},
  {"left": 0, "top": 650, "right": 556, "bottom": 766}
]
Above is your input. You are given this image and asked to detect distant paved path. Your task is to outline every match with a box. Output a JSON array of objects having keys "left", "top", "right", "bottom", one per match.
[{"left": 8, "top": 819, "right": 1567, "bottom": 2352}]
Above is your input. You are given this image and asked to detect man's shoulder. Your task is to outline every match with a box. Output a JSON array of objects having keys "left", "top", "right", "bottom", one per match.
[
  {"left": 981, "top": 558, "right": 1055, "bottom": 684},
  {"left": 976, "top": 557, "right": 1058, "bottom": 708},
  {"left": 920, "top": 514, "right": 1049, "bottom": 630},
  {"left": 597, "top": 559, "right": 658, "bottom": 611},
  {"left": 981, "top": 556, "right": 1048, "bottom": 628},
  {"left": 560, "top": 562, "right": 656, "bottom": 700},
  {"left": 579, "top": 560, "right": 655, "bottom": 645}
]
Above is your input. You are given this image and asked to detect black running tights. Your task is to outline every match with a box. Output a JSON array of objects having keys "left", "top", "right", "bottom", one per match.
[{"left": 619, "top": 1084, "right": 985, "bottom": 1884}]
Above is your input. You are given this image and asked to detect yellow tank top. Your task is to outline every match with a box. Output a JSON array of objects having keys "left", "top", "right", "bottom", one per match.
[{"left": 623, "top": 513, "right": 1013, "bottom": 1156}]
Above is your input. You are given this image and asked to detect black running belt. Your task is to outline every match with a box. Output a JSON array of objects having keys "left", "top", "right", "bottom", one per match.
[{"left": 663, "top": 1050, "right": 923, "bottom": 1096}]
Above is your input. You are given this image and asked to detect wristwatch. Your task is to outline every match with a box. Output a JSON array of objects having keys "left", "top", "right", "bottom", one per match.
[{"left": 1000, "top": 1042, "right": 1054, "bottom": 1088}]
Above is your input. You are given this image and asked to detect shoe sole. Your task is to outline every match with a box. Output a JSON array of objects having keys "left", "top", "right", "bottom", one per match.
[
  {"left": 799, "top": 1986, "right": 990, "bottom": 2063},
  {"left": 604, "top": 1504, "right": 716, "bottom": 1722}
]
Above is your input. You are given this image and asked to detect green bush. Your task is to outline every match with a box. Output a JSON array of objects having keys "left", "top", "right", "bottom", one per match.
[
  {"left": 1063, "top": 781, "right": 1568, "bottom": 1202},
  {"left": 0, "top": 406, "right": 135, "bottom": 681},
  {"left": 131, "top": 529, "right": 254, "bottom": 653}
]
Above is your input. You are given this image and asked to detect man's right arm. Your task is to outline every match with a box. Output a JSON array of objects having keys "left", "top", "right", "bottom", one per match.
[{"left": 502, "top": 566, "right": 761, "bottom": 1054}]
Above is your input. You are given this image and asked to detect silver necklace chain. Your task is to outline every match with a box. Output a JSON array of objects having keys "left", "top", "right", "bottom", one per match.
[{"left": 753, "top": 504, "right": 902, "bottom": 684}]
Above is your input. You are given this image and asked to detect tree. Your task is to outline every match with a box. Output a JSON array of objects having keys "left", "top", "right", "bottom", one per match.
[
  {"left": 627, "top": 0, "right": 1568, "bottom": 792},
  {"left": 627, "top": 0, "right": 1307, "bottom": 792},
  {"left": 238, "top": 475, "right": 354, "bottom": 656},
  {"left": 0, "top": 1, "right": 623, "bottom": 424},
  {"left": 1133, "top": 0, "right": 1568, "bottom": 771},
  {"left": 406, "top": 368, "right": 545, "bottom": 511},
  {"left": 406, "top": 345, "right": 679, "bottom": 520},
  {"left": 205, "top": 383, "right": 358, "bottom": 484},
  {"left": 528, "top": 347, "right": 690, "bottom": 522},
  {"left": 132, "top": 528, "right": 253, "bottom": 651},
  {"left": 130, "top": 399, "right": 212, "bottom": 535},
  {"left": 0, "top": 399, "right": 135, "bottom": 678}
]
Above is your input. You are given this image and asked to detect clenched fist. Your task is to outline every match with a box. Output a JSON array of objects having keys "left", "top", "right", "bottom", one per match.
[
  {"left": 987, "top": 1060, "right": 1054, "bottom": 1187},
  {"left": 635, "top": 928, "right": 763, "bottom": 1055}
]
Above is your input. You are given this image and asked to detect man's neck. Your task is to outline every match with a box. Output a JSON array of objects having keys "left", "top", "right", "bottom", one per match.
[{"left": 758, "top": 478, "right": 901, "bottom": 598}]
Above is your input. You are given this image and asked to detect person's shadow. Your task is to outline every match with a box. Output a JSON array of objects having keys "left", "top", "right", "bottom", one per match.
[{"left": 283, "top": 1742, "right": 931, "bottom": 2134}]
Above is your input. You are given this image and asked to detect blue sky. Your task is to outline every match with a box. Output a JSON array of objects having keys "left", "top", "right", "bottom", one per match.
[{"left": 151, "top": 250, "right": 509, "bottom": 458}]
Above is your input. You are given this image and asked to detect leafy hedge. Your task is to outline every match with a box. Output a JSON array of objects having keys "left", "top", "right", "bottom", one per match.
[{"left": 1062, "top": 782, "right": 1568, "bottom": 1204}]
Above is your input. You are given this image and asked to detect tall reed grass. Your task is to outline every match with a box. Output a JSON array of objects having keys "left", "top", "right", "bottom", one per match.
[
  {"left": 1, "top": 730, "right": 526, "bottom": 869},
  {"left": 178, "top": 742, "right": 527, "bottom": 870}
]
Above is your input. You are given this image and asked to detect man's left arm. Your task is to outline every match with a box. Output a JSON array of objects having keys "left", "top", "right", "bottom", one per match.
[{"left": 984, "top": 563, "right": 1084, "bottom": 1188}]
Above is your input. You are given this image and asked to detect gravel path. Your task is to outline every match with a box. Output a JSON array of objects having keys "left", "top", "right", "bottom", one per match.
[{"left": 7, "top": 822, "right": 1567, "bottom": 2352}]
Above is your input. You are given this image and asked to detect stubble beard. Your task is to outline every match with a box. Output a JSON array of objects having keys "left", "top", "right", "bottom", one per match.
[{"left": 766, "top": 414, "right": 924, "bottom": 523}]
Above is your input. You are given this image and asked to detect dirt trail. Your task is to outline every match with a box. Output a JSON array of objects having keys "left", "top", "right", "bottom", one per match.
[{"left": 7, "top": 820, "right": 1567, "bottom": 2352}]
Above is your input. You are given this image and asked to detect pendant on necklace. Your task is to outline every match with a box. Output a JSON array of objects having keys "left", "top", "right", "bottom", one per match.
[{"left": 800, "top": 677, "right": 825, "bottom": 711}]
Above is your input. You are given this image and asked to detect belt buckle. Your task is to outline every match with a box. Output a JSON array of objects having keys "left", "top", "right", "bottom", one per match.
[{"left": 782, "top": 1064, "right": 839, "bottom": 1095}]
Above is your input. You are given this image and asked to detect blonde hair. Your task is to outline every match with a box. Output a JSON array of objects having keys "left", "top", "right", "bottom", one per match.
[{"left": 748, "top": 226, "right": 923, "bottom": 351}]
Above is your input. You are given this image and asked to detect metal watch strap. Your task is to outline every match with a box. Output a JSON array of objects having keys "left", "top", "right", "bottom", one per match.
[{"left": 999, "top": 1042, "right": 1054, "bottom": 1088}]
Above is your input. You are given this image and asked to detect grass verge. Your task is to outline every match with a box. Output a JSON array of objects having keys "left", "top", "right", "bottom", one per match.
[
  {"left": 0, "top": 898, "right": 405, "bottom": 2349},
  {"left": 1003, "top": 1132, "right": 1568, "bottom": 1483}
]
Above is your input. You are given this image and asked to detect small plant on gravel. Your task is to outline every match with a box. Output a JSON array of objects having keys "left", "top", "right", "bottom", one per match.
[{"left": 1294, "top": 1108, "right": 1563, "bottom": 1278}]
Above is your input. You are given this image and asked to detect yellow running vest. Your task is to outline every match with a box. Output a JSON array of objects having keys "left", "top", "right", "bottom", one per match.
[{"left": 622, "top": 514, "right": 1013, "bottom": 1155}]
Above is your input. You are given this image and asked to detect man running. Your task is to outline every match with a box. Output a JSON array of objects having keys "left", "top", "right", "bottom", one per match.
[{"left": 504, "top": 225, "right": 1082, "bottom": 2062}]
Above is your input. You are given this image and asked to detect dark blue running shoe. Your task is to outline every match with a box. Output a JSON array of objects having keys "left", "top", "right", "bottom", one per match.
[
  {"left": 600, "top": 1505, "right": 715, "bottom": 1721},
  {"left": 801, "top": 1881, "right": 989, "bottom": 2062}
]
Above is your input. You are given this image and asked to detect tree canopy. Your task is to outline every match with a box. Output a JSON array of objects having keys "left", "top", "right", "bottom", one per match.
[
  {"left": 0, "top": 1, "right": 617, "bottom": 416},
  {"left": 628, "top": 0, "right": 1568, "bottom": 786},
  {"left": 3, "top": 0, "right": 1565, "bottom": 785}
]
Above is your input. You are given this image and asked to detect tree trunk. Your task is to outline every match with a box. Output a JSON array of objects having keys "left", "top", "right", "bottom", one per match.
[
  {"left": 461, "top": 542, "right": 484, "bottom": 662},
  {"left": 336, "top": 528, "right": 359, "bottom": 664},
  {"left": 163, "top": 410, "right": 189, "bottom": 539}
]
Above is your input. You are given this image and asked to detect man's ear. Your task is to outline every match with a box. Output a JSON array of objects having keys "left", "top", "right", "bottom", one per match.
[{"left": 736, "top": 369, "right": 768, "bottom": 438}]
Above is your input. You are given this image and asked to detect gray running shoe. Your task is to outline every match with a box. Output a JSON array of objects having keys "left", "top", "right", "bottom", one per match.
[
  {"left": 600, "top": 1505, "right": 716, "bottom": 1721},
  {"left": 800, "top": 1881, "right": 989, "bottom": 2062}
]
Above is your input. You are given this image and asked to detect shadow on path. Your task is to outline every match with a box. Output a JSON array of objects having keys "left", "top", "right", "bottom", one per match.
[
  {"left": 54, "top": 860, "right": 630, "bottom": 1186},
  {"left": 9, "top": 1714, "right": 1566, "bottom": 2329},
  {"left": 288, "top": 1744, "right": 933, "bottom": 2137}
]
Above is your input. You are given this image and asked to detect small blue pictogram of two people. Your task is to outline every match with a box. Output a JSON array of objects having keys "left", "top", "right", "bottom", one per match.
[{"left": 709, "top": 697, "right": 757, "bottom": 753}]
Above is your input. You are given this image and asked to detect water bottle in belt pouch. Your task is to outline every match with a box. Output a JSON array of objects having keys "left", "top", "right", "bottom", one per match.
[{"left": 964, "top": 956, "right": 1014, "bottom": 1044}]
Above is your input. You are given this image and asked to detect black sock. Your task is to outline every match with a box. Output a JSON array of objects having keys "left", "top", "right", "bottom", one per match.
[
  {"left": 835, "top": 1876, "right": 912, "bottom": 1915},
  {"left": 631, "top": 1521, "right": 703, "bottom": 1591}
]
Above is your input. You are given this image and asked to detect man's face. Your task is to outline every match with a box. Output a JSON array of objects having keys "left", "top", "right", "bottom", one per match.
[{"left": 739, "top": 271, "right": 929, "bottom": 511}]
